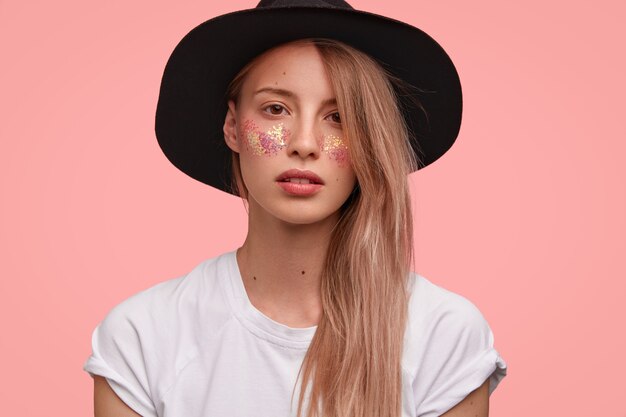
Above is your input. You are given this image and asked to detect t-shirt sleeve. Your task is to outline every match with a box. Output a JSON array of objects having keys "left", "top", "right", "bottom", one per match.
[
  {"left": 413, "top": 293, "right": 507, "bottom": 417},
  {"left": 83, "top": 299, "right": 158, "bottom": 417}
]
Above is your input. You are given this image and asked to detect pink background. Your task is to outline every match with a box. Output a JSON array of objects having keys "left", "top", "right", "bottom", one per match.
[{"left": 1, "top": 0, "right": 624, "bottom": 415}]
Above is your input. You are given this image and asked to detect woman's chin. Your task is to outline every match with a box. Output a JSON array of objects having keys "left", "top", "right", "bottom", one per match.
[
  {"left": 250, "top": 203, "right": 340, "bottom": 228},
  {"left": 270, "top": 209, "right": 339, "bottom": 227},
  {"left": 245, "top": 192, "right": 344, "bottom": 228}
]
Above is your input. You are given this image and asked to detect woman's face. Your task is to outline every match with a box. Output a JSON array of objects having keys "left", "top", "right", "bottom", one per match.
[{"left": 223, "top": 43, "right": 357, "bottom": 226}]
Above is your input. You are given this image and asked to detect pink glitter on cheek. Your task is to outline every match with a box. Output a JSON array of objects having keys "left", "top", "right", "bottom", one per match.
[
  {"left": 242, "top": 119, "right": 290, "bottom": 156},
  {"left": 322, "top": 134, "right": 350, "bottom": 167}
]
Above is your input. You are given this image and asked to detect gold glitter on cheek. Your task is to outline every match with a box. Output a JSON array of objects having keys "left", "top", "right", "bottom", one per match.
[
  {"left": 322, "top": 134, "right": 350, "bottom": 167},
  {"left": 242, "top": 119, "right": 290, "bottom": 156},
  {"left": 243, "top": 119, "right": 264, "bottom": 156},
  {"left": 259, "top": 123, "right": 289, "bottom": 154},
  {"left": 267, "top": 124, "right": 287, "bottom": 147}
]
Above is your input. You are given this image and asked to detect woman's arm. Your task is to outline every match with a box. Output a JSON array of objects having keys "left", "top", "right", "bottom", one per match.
[
  {"left": 440, "top": 378, "right": 490, "bottom": 417},
  {"left": 93, "top": 375, "right": 143, "bottom": 417}
]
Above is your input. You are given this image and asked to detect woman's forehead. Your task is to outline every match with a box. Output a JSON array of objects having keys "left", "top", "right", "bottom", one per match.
[{"left": 241, "top": 43, "right": 334, "bottom": 102}]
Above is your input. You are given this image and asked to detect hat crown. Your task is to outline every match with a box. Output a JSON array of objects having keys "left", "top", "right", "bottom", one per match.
[{"left": 256, "top": 0, "right": 353, "bottom": 10}]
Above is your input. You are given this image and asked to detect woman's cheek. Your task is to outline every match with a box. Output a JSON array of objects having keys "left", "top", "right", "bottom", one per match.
[
  {"left": 240, "top": 119, "right": 349, "bottom": 167},
  {"left": 242, "top": 118, "right": 290, "bottom": 156},
  {"left": 322, "top": 133, "right": 350, "bottom": 167}
]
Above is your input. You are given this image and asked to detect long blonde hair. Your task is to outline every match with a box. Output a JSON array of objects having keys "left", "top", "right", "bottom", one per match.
[{"left": 225, "top": 38, "right": 419, "bottom": 417}]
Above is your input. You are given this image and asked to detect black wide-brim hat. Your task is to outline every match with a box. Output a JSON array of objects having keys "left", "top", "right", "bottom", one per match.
[{"left": 155, "top": 0, "right": 462, "bottom": 196}]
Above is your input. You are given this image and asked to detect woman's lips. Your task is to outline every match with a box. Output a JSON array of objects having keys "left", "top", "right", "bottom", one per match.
[
  {"left": 276, "top": 169, "right": 324, "bottom": 184},
  {"left": 276, "top": 181, "right": 323, "bottom": 196}
]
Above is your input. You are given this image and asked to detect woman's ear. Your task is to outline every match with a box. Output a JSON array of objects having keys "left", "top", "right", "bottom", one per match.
[{"left": 223, "top": 99, "right": 240, "bottom": 153}]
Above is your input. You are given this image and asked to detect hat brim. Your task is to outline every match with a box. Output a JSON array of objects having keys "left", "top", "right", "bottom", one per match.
[{"left": 155, "top": 6, "right": 462, "bottom": 195}]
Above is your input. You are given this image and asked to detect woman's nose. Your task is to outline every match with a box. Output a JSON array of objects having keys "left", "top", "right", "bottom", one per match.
[{"left": 285, "top": 120, "right": 321, "bottom": 160}]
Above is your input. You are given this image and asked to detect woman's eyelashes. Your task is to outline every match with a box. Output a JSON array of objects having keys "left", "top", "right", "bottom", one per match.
[
  {"left": 328, "top": 112, "right": 341, "bottom": 124},
  {"left": 263, "top": 104, "right": 288, "bottom": 116}
]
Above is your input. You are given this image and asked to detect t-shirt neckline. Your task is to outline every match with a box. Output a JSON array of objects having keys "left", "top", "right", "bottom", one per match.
[{"left": 222, "top": 250, "right": 317, "bottom": 349}]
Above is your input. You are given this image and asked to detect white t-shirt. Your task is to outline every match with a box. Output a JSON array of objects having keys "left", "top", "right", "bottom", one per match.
[{"left": 83, "top": 250, "right": 507, "bottom": 417}]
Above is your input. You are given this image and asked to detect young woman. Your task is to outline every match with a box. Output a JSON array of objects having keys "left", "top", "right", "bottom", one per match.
[{"left": 84, "top": 2, "right": 507, "bottom": 417}]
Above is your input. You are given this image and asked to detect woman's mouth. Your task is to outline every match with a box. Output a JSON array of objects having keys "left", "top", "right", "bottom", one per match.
[
  {"left": 276, "top": 181, "right": 323, "bottom": 196},
  {"left": 276, "top": 169, "right": 324, "bottom": 184},
  {"left": 280, "top": 178, "right": 315, "bottom": 184},
  {"left": 276, "top": 169, "right": 324, "bottom": 195}
]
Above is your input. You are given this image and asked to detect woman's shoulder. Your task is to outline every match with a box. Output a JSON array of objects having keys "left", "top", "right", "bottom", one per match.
[
  {"left": 406, "top": 272, "right": 487, "bottom": 322},
  {"left": 83, "top": 251, "right": 237, "bottom": 411},
  {"left": 403, "top": 272, "right": 507, "bottom": 413},
  {"left": 403, "top": 271, "right": 499, "bottom": 372},
  {"left": 96, "top": 251, "right": 235, "bottom": 345}
]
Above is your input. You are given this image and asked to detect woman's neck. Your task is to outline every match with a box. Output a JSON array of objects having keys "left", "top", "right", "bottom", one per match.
[{"left": 236, "top": 200, "right": 340, "bottom": 328}]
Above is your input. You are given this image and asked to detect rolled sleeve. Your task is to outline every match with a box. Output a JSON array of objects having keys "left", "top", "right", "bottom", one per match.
[
  {"left": 83, "top": 304, "right": 158, "bottom": 417},
  {"left": 414, "top": 295, "right": 508, "bottom": 417}
]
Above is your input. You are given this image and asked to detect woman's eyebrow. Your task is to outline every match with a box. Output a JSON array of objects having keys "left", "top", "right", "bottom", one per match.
[{"left": 253, "top": 86, "right": 336, "bottom": 106}]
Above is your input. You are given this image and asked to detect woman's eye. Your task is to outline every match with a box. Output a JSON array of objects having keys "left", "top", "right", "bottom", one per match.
[
  {"left": 328, "top": 112, "right": 341, "bottom": 124},
  {"left": 264, "top": 104, "right": 287, "bottom": 116}
]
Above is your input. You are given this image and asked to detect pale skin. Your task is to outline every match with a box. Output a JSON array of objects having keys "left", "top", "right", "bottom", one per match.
[{"left": 92, "top": 43, "right": 489, "bottom": 416}]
